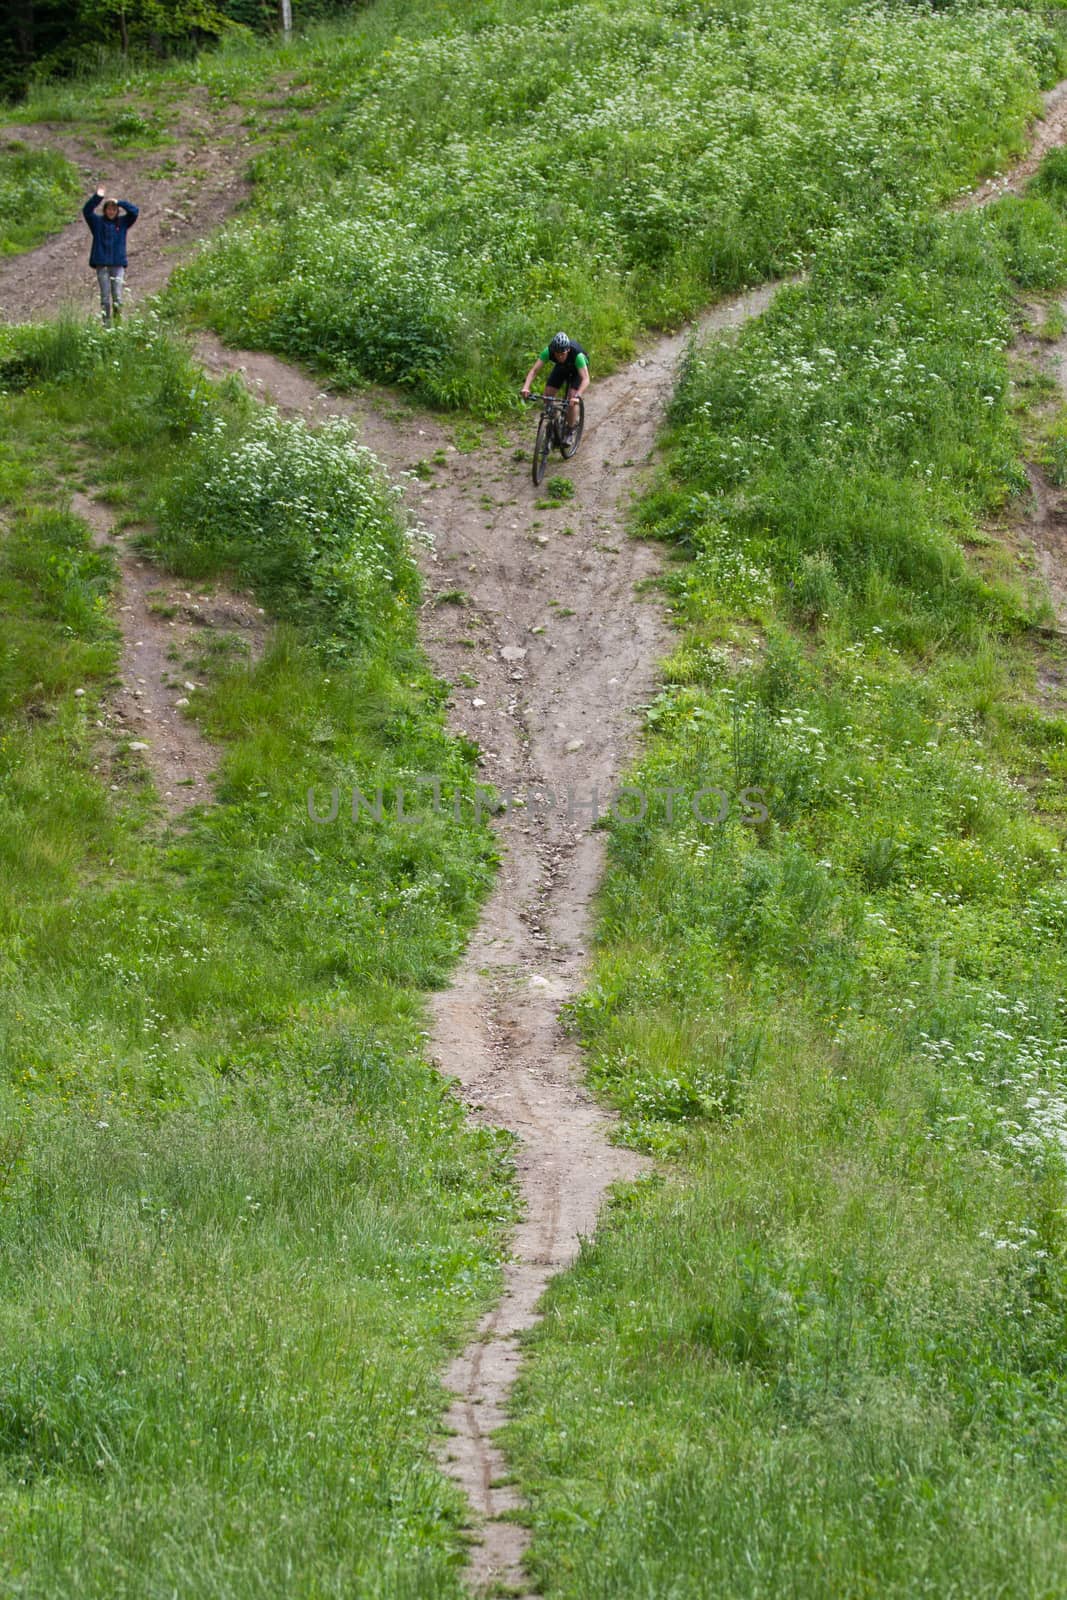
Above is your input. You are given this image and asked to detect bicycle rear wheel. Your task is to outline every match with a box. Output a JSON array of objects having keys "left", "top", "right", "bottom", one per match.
[
  {"left": 532, "top": 414, "right": 552, "bottom": 485},
  {"left": 559, "top": 395, "right": 585, "bottom": 459}
]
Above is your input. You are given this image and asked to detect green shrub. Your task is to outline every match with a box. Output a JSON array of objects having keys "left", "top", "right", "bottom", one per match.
[
  {"left": 156, "top": 408, "right": 413, "bottom": 652},
  {"left": 0, "top": 141, "right": 80, "bottom": 255}
]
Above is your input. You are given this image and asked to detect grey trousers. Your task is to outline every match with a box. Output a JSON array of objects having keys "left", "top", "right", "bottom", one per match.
[{"left": 95, "top": 265, "right": 126, "bottom": 318}]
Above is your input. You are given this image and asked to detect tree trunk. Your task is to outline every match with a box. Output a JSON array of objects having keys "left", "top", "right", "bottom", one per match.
[
  {"left": 279, "top": 0, "right": 292, "bottom": 39},
  {"left": 12, "top": 0, "right": 35, "bottom": 61}
]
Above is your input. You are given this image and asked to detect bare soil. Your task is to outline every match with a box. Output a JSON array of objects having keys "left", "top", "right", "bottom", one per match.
[
  {"left": 992, "top": 306, "right": 1067, "bottom": 711},
  {"left": 1017, "top": 457, "right": 1067, "bottom": 631},
  {"left": 72, "top": 490, "right": 268, "bottom": 816},
  {"left": 1029, "top": 303, "right": 1067, "bottom": 635}
]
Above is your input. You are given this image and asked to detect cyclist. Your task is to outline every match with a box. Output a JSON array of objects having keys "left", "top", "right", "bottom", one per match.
[{"left": 522, "top": 332, "right": 590, "bottom": 443}]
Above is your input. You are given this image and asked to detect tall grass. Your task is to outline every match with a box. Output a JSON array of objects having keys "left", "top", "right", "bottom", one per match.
[
  {"left": 170, "top": 0, "right": 1063, "bottom": 406},
  {"left": 0, "top": 318, "right": 513, "bottom": 1595},
  {"left": 0, "top": 141, "right": 81, "bottom": 254},
  {"left": 503, "top": 173, "right": 1067, "bottom": 1600}
]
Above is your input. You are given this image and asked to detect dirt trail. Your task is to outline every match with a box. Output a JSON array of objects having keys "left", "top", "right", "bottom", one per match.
[
  {"left": 0, "top": 90, "right": 277, "bottom": 324},
  {"left": 956, "top": 79, "right": 1067, "bottom": 208},
  {"left": 3, "top": 91, "right": 284, "bottom": 810},
  {"left": 197, "top": 282, "right": 779, "bottom": 1594},
  {"left": 72, "top": 490, "right": 267, "bottom": 816},
  {"left": 190, "top": 77, "right": 1067, "bottom": 1590},
  {"left": 997, "top": 304, "right": 1067, "bottom": 716},
  {"left": 1040, "top": 309, "right": 1067, "bottom": 635},
  {"left": 955, "top": 83, "right": 1067, "bottom": 712}
]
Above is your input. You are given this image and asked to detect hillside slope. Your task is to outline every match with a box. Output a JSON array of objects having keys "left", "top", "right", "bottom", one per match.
[{"left": 3, "top": 3, "right": 1067, "bottom": 1598}]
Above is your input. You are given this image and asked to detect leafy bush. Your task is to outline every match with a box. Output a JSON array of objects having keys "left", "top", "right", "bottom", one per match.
[
  {"left": 107, "top": 107, "right": 164, "bottom": 145},
  {"left": 156, "top": 407, "right": 413, "bottom": 651}
]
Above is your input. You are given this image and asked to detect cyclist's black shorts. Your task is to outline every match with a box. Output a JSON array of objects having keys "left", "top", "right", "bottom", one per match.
[{"left": 547, "top": 361, "right": 581, "bottom": 392}]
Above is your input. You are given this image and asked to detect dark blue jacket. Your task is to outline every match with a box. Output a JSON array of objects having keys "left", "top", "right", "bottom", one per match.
[{"left": 83, "top": 195, "right": 139, "bottom": 268}]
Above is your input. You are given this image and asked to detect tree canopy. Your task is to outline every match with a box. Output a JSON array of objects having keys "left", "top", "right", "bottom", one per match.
[{"left": 1, "top": 0, "right": 359, "bottom": 101}]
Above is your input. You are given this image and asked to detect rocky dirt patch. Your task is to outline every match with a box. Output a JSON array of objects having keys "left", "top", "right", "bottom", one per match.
[{"left": 73, "top": 489, "right": 268, "bottom": 817}]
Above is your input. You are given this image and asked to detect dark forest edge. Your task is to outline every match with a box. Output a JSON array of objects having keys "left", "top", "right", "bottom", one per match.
[{"left": 1, "top": 0, "right": 372, "bottom": 103}]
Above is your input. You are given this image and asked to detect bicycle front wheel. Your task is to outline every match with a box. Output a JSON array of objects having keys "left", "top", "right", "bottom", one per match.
[
  {"left": 560, "top": 396, "right": 585, "bottom": 459},
  {"left": 532, "top": 414, "right": 552, "bottom": 485}
]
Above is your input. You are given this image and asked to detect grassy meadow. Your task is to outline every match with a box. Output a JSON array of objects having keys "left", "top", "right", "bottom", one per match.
[
  {"left": 502, "top": 171, "right": 1067, "bottom": 1597},
  {"left": 4, "top": 0, "right": 1067, "bottom": 1594},
  {"left": 0, "top": 318, "right": 514, "bottom": 1596},
  {"left": 168, "top": 0, "right": 1062, "bottom": 406}
]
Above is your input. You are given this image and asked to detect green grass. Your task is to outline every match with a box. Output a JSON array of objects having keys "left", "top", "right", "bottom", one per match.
[
  {"left": 0, "top": 318, "right": 515, "bottom": 1596},
  {"left": 502, "top": 175, "right": 1067, "bottom": 1599},
  {"left": 167, "top": 0, "right": 1063, "bottom": 407},
  {"left": 0, "top": 141, "right": 81, "bottom": 254},
  {"left": 6, "top": 3, "right": 1067, "bottom": 1589}
]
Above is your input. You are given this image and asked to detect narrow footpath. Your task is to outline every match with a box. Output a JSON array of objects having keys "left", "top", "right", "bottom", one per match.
[{"left": 197, "top": 282, "right": 782, "bottom": 1594}]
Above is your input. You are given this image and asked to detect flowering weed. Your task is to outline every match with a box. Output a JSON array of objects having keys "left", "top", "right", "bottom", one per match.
[
  {"left": 506, "top": 163, "right": 1067, "bottom": 1599},
  {"left": 175, "top": 0, "right": 1061, "bottom": 406}
]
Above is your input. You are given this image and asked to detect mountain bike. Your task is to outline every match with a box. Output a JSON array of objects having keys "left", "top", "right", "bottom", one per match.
[{"left": 523, "top": 390, "right": 585, "bottom": 485}]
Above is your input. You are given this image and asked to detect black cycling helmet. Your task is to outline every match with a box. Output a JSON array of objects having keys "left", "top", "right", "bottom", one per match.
[{"left": 549, "top": 331, "right": 570, "bottom": 356}]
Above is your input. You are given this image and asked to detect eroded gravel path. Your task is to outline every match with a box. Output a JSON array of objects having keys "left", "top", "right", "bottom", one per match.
[{"left": 197, "top": 284, "right": 779, "bottom": 1594}]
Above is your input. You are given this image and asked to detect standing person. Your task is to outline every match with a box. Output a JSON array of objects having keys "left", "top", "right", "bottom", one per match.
[
  {"left": 82, "top": 187, "right": 139, "bottom": 326},
  {"left": 522, "top": 331, "right": 590, "bottom": 443}
]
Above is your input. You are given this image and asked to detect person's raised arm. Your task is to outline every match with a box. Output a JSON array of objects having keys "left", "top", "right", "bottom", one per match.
[
  {"left": 118, "top": 200, "right": 139, "bottom": 225},
  {"left": 82, "top": 186, "right": 105, "bottom": 223}
]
